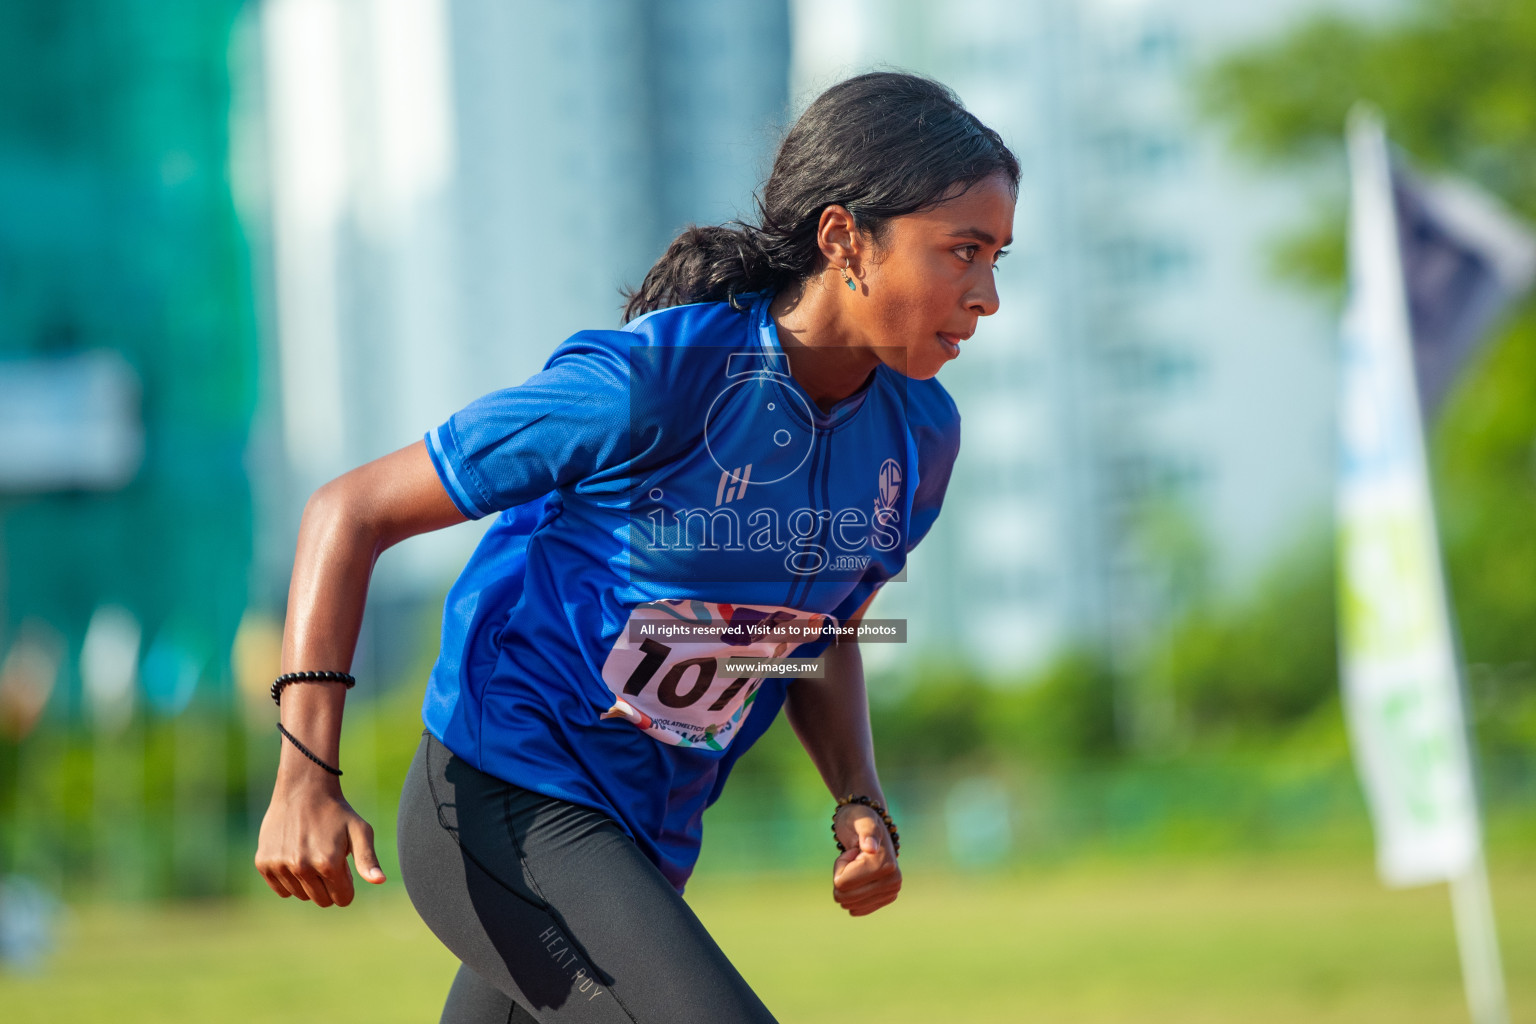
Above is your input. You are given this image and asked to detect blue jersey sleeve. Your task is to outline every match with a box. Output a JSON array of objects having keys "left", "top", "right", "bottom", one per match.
[
  {"left": 906, "top": 397, "right": 961, "bottom": 553},
  {"left": 426, "top": 331, "right": 660, "bottom": 519}
]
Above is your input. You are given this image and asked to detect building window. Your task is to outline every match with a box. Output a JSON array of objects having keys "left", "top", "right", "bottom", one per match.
[
  {"left": 1096, "top": 236, "right": 1196, "bottom": 288},
  {"left": 1103, "top": 344, "right": 1203, "bottom": 393},
  {"left": 1104, "top": 451, "right": 1205, "bottom": 504},
  {"left": 1093, "top": 129, "right": 1186, "bottom": 177},
  {"left": 1136, "top": 23, "right": 1184, "bottom": 68}
]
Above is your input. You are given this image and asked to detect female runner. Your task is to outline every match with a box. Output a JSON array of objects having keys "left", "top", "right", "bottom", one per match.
[{"left": 256, "top": 71, "right": 1017, "bottom": 1023}]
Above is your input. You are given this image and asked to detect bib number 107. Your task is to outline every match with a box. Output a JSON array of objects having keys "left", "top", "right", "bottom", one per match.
[
  {"left": 599, "top": 599, "right": 823, "bottom": 748},
  {"left": 621, "top": 638, "right": 753, "bottom": 711}
]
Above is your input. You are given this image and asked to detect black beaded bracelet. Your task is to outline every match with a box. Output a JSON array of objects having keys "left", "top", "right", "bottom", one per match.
[
  {"left": 832, "top": 794, "right": 900, "bottom": 857},
  {"left": 270, "top": 670, "right": 356, "bottom": 706},
  {"left": 277, "top": 722, "right": 343, "bottom": 776}
]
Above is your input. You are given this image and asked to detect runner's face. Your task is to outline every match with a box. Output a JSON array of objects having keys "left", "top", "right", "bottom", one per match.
[{"left": 852, "top": 174, "right": 1015, "bottom": 380}]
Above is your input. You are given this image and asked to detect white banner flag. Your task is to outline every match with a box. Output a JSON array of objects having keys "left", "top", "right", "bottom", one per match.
[{"left": 1337, "top": 112, "right": 1480, "bottom": 888}]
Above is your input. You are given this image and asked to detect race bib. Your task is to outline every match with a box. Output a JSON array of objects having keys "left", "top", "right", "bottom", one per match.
[{"left": 598, "top": 599, "right": 832, "bottom": 750}]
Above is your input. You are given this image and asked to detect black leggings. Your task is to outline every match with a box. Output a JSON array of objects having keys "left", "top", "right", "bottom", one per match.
[{"left": 397, "top": 731, "right": 779, "bottom": 1024}]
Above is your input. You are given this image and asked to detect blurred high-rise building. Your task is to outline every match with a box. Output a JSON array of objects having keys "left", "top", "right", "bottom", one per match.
[
  {"left": 0, "top": 3, "right": 258, "bottom": 724},
  {"left": 791, "top": 0, "right": 1391, "bottom": 697},
  {"left": 255, "top": 0, "right": 791, "bottom": 676},
  {"left": 255, "top": 0, "right": 1391, "bottom": 703}
]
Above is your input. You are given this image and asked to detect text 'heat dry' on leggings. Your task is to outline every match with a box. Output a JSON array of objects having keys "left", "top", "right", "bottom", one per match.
[{"left": 396, "top": 730, "right": 779, "bottom": 1024}]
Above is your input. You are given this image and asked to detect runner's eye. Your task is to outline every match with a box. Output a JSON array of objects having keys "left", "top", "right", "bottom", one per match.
[
  {"left": 954, "top": 245, "right": 979, "bottom": 263},
  {"left": 993, "top": 248, "right": 1010, "bottom": 269}
]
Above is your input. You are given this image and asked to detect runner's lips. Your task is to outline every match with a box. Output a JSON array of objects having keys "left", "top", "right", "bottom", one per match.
[{"left": 937, "top": 332, "right": 965, "bottom": 356}]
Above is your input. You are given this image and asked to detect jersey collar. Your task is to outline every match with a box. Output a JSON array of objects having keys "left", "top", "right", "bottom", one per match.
[{"left": 750, "top": 292, "right": 878, "bottom": 431}]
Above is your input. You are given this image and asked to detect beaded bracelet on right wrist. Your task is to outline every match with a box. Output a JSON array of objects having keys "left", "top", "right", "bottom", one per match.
[
  {"left": 269, "top": 670, "right": 357, "bottom": 706},
  {"left": 831, "top": 794, "right": 900, "bottom": 857}
]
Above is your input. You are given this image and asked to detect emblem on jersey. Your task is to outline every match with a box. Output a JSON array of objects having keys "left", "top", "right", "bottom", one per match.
[{"left": 876, "top": 457, "right": 902, "bottom": 513}]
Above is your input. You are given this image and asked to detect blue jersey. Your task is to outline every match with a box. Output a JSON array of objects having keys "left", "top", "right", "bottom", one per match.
[{"left": 421, "top": 292, "right": 960, "bottom": 890}]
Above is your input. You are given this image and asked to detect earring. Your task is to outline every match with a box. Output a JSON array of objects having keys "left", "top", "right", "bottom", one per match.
[{"left": 841, "top": 261, "right": 856, "bottom": 292}]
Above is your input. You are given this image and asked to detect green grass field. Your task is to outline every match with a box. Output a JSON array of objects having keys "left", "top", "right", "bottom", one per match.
[{"left": 3, "top": 855, "right": 1533, "bottom": 1023}]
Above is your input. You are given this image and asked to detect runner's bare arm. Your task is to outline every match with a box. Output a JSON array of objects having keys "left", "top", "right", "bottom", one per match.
[
  {"left": 256, "top": 440, "right": 467, "bottom": 907},
  {"left": 783, "top": 590, "right": 901, "bottom": 916}
]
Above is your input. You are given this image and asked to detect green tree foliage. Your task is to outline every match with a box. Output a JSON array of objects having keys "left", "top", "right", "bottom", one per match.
[
  {"left": 1147, "top": 535, "right": 1336, "bottom": 738},
  {"left": 1433, "top": 317, "right": 1536, "bottom": 663},
  {"left": 1434, "top": 317, "right": 1536, "bottom": 758},
  {"left": 1191, "top": 0, "right": 1536, "bottom": 750},
  {"left": 718, "top": 652, "right": 1122, "bottom": 787},
  {"left": 863, "top": 653, "right": 1120, "bottom": 769},
  {"left": 1200, "top": 0, "right": 1536, "bottom": 290},
  {"left": 1200, "top": 0, "right": 1536, "bottom": 204}
]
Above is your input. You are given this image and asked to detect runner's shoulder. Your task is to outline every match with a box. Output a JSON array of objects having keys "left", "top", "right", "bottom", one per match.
[
  {"left": 903, "top": 373, "right": 959, "bottom": 428},
  {"left": 621, "top": 298, "right": 753, "bottom": 349},
  {"left": 550, "top": 300, "right": 752, "bottom": 394},
  {"left": 897, "top": 373, "right": 961, "bottom": 461}
]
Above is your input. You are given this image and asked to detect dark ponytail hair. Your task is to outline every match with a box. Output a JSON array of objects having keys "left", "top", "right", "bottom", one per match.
[{"left": 622, "top": 71, "right": 1021, "bottom": 322}]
